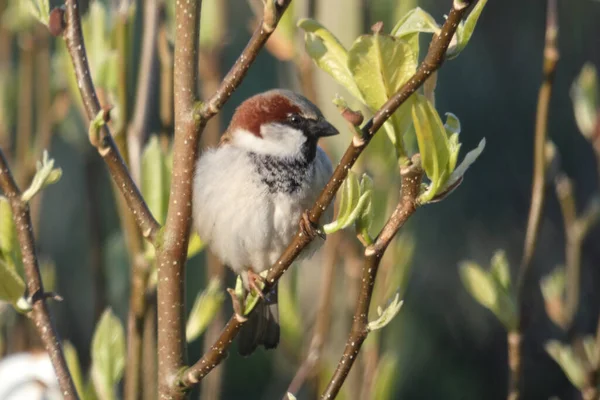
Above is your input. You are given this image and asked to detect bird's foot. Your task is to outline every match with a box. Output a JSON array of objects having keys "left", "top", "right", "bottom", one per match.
[
  {"left": 299, "top": 210, "right": 325, "bottom": 240},
  {"left": 247, "top": 269, "right": 266, "bottom": 299}
]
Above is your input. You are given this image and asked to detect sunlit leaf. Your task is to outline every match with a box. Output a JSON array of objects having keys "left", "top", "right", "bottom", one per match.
[
  {"left": 459, "top": 262, "right": 496, "bottom": 310},
  {"left": 368, "top": 293, "right": 403, "bottom": 331},
  {"left": 355, "top": 174, "right": 374, "bottom": 244},
  {"left": 490, "top": 250, "right": 510, "bottom": 291},
  {"left": 21, "top": 151, "right": 62, "bottom": 202},
  {"left": 391, "top": 7, "right": 439, "bottom": 38},
  {"left": 411, "top": 94, "right": 450, "bottom": 202},
  {"left": 440, "top": 138, "right": 485, "bottom": 196},
  {"left": 545, "top": 340, "right": 586, "bottom": 389},
  {"left": 187, "top": 233, "right": 205, "bottom": 259},
  {"left": 0, "top": 196, "right": 18, "bottom": 269},
  {"left": 91, "top": 309, "right": 125, "bottom": 400},
  {"left": 571, "top": 63, "right": 598, "bottom": 140},
  {"left": 298, "top": 19, "right": 363, "bottom": 101},
  {"left": 186, "top": 278, "right": 225, "bottom": 342},
  {"left": 323, "top": 171, "right": 371, "bottom": 234},
  {"left": 447, "top": 0, "right": 488, "bottom": 59},
  {"left": 348, "top": 33, "right": 417, "bottom": 154}
]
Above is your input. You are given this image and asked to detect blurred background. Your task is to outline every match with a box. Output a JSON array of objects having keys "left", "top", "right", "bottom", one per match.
[{"left": 0, "top": 0, "right": 600, "bottom": 399}]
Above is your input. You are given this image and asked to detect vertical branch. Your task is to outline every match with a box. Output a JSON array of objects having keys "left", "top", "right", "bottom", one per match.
[
  {"left": 0, "top": 150, "right": 79, "bottom": 399},
  {"left": 320, "top": 159, "right": 423, "bottom": 399},
  {"left": 156, "top": 1, "right": 202, "bottom": 398},
  {"left": 513, "top": 1, "right": 559, "bottom": 399}
]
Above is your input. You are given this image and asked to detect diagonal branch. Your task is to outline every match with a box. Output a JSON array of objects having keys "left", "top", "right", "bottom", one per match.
[
  {"left": 0, "top": 149, "right": 79, "bottom": 400},
  {"left": 321, "top": 157, "right": 423, "bottom": 399},
  {"left": 58, "top": 0, "right": 160, "bottom": 244},
  {"left": 178, "top": 0, "right": 473, "bottom": 389}
]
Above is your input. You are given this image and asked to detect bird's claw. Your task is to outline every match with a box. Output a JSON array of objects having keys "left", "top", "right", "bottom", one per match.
[
  {"left": 299, "top": 210, "right": 325, "bottom": 240},
  {"left": 247, "top": 269, "right": 266, "bottom": 299}
]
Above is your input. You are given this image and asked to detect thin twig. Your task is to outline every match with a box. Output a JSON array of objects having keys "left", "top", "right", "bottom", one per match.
[
  {"left": 513, "top": 1, "right": 559, "bottom": 399},
  {"left": 321, "top": 158, "right": 423, "bottom": 399},
  {"left": 179, "top": 0, "right": 472, "bottom": 389},
  {"left": 60, "top": 0, "right": 161, "bottom": 244},
  {"left": 128, "top": 0, "right": 159, "bottom": 185},
  {"left": 0, "top": 149, "right": 78, "bottom": 399}
]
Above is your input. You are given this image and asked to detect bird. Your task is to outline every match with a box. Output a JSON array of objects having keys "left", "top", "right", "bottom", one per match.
[{"left": 192, "top": 89, "right": 338, "bottom": 356}]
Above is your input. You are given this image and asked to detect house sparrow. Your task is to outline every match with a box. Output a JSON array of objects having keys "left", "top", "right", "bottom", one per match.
[{"left": 193, "top": 89, "right": 338, "bottom": 356}]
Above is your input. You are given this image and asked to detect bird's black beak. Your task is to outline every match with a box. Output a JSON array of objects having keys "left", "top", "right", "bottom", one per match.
[{"left": 311, "top": 119, "right": 339, "bottom": 138}]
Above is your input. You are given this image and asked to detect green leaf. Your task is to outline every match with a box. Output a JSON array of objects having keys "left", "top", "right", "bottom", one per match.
[
  {"left": 64, "top": 341, "right": 86, "bottom": 399},
  {"left": 323, "top": 170, "right": 366, "bottom": 234},
  {"left": 545, "top": 340, "right": 586, "bottom": 389},
  {"left": 447, "top": 0, "right": 488, "bottom": 59},
  {"left": 21, "top": 150, "right": 63, "bottom": 202},
  {"left": 0, "top": 258, "right": 25, "bottom": 307},
  {"left": 571, "top": 63, "right": 599, "bottom": 140},
  {"left": 91, "top": 309, "right": 125, "bottom": 400},
  {"left": 298, "top": 19, "right": 363, "bottom": 101},
  {"left": 287, "top": 393, "right": 297, "bottom": 400},
  {"left": 445, "top": 113, "right": 462, "bottom": 172},
  {"left": 141, "top": 136, "right": 170, "bottom": 225},
  {"left": 391, "top": 7, "right": 439, "bottom": 38},
  {"left": 371, "top": 354, "right": 399, "bottom": 400},
  {"left": 355, "top": 174, "right": 374, "bottom": 244},
  {"left": 411, "top": 94, "right": 450, "bottom": 202},
  {"left": 0, "top": 196, "right": 18, "bottom": 267},
  {"left": 186, "top": 233, "right": 205, "bottom": 259},
  {"left": 186, "top": 278, "right": 225, "bottom": 343},
  {"left": 459, "top": 262, "right": 496, "bottom": 310},
  {"left": 367, "top": 293, "right": 403, "bottom": 331},
  {"left": 490, "top": 250, "right": 510, "bottom": 290},
  {"left": 348, "top": 33, "right": 417, "bottom": 154},
  {"left": 435, "top": 138, "right": 485, "bottom": 200}
]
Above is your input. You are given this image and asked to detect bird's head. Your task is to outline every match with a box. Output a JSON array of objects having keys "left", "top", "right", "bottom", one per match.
[{"left": 224, "top": 89, "right": 338, "bottom": 160}]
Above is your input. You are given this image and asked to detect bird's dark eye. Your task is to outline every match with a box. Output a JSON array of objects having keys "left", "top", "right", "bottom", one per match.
[{"left": 287, "top": 113, "right": 302, "bottom": 124}]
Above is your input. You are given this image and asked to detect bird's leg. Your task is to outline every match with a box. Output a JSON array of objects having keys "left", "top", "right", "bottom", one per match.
[
  {"left": 247, "top": 269, "right": 266, "bottom": 299},
  {"left": 299, "top": 210, "right": 325, "bottom": 240}
]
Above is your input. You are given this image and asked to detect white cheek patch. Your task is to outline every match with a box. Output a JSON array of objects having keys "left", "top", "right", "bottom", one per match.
[{"left": 233, "top": 125, "right": 306, "bottom": 158}]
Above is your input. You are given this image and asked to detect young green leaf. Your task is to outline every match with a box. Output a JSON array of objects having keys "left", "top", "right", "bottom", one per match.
[
  {"left": 355, "top": 174, "right": 374, "bottom": 244},
  {"left": 323, "top": 171, "right": 372, "bottom": 234},
  {"left": 186, "top": 233, "right": 205, "bottom": 259},
  {"left": 545, "top": 341, "right": 586, "bottom": 389},
  {"left": 367, "top": 293, "right": 403, "bottom": 331},
  {"left": 348, "top": 33, "right": 417, "bottom": 154},
  {"left": 186, "top": 278, "right": 225, "bottom": 343},
  {"left": 297, "top": 19, "right": 363, "bottom": 101},
  {"left": 490, "top": 250, "right": 510, "bottom": 291},
  {"left": 411, "top": 94, "right": 450, "bottom": 202},
  {"left": 0, "top": 196, "right": 18, "bottom": 266},
  {"left": 21, "top": 150, "right": 63, "bottom": 202},
  {"left": 391, "top": 7, "right": 440, "bottom": 38},
  {"left": 570, "top": 63, "right": 598, "bottom": 140},
  {"left": 435, "top": 138, "right": 486, "bottom": 200},
  {"left": 447, "top": 0, "right": 488, "bottom": 59},
  {"left": 91, "top": 309, "right": 125, "bottom": 400},
  {"left": 459, "top": 261, "right": 496, "bottom": 310}
]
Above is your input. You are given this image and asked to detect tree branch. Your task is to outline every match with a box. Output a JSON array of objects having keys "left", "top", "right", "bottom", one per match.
[
  {"left": 179, "top": 0, "right": 472, "bottom": 389},
  {"left": 513, "top": 1, "right": 558, "bottom": 399},
  {"left": 321, "top": 158, "right": 423, "bottom": 399},
  {"left": 59, "top": 0, "right": 160, "bottom": 244},
  {"left": 0, "top": 149, "right": 79, "bottom": 400}
]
